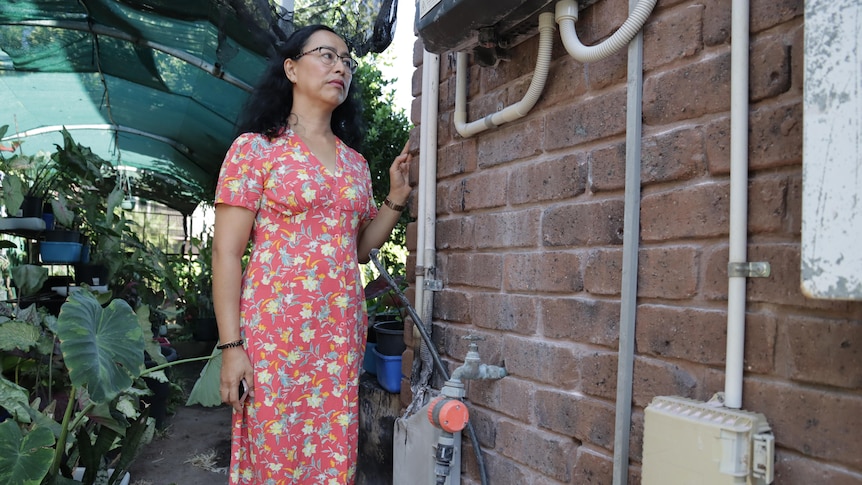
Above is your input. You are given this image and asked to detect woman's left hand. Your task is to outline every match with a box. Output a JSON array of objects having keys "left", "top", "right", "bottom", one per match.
[{"left": 387, "top": 141, "right": 412, "bottom": 204}]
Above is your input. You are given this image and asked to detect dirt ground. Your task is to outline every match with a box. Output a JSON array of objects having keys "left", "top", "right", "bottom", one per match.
[{"left": 127, "top": 341, "right": 232, "bottom": 485}]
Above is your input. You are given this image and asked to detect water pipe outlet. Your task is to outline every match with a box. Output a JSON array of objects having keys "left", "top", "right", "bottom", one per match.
[{"left": 450, "top": 336, "right": 507, "bottom": 381}]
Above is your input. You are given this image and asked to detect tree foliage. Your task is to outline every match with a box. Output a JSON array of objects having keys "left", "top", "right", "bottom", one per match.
[{"left": 355, "top": 56, "right": 412, "bottom": 250}]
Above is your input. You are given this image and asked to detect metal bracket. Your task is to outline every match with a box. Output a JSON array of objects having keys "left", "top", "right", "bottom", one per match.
[
  {"left": 424, "top": 279, "right": 443, "bottom": 291},
  {"left": 728, "top": 262, "right": 771, "bottom": 278}
]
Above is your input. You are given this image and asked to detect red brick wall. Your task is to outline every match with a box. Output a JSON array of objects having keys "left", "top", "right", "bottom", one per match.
[{"left": 405, "top": 0, "right": 862, "bottom": 483}]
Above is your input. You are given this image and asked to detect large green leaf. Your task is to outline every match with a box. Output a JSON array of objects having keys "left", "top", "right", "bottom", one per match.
[
  {"left": 0, "top": 420, "right": 55, "bottom": 485},
  {"left": 0, "top": 320, "right": 41, "bottom": 351},
  {"left": 56, "top": 291, "right": 145, "bottom": 404},
  {"left": 0, "top": 374, "right": 34, "bottom": 423},
  {"left": 185, "top": 346, "right": 223, "bottom": 407},
  {"left": 10, "top": 265, "right": 48, "bottom": 298}
]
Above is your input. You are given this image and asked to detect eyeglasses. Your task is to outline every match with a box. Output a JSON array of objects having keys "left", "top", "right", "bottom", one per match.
[{"left": 294, "top": 46, "right": 358, "bottom": 73}]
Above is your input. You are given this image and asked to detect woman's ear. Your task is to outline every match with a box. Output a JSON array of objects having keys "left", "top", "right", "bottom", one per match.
[{"left": 283, "top": 58, "right": 297, "bottom": 83}]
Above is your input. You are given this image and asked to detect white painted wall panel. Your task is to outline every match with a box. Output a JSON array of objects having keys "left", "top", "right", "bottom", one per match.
[{"left": 802, "top": 0, "right": 862, "bottom": 300}]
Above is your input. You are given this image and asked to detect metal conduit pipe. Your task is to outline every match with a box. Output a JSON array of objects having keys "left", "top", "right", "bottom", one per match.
[
  {"left": 724, "top": 0, "right": 751, "bottom": 410},
  {"left": 554, "top": 0, "right": 657, "bottom": 63},
  {"left": 453, "top": 12, "right": 556, "bottom": 138},
  {"left": 611, "top": 0, "right": 646, "bottom": 482}
]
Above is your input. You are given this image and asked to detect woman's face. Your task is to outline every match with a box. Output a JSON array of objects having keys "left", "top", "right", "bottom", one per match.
[{"left": 284, "top": 30, "right": 353, "bottom": 108}]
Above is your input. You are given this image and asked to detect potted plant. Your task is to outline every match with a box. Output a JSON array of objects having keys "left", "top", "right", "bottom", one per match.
[
  {"left": 0, "top": 125, "right": 60, "bottom": 220},
  {"left": 0, "top": 267, "right": 212, "bottom": 485}
]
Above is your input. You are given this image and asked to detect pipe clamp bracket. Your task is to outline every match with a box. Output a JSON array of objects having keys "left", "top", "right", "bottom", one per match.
[
  {"left": 424, "top": 279, "right": 443, "bottom": 291},
  {"left": 728, "top": 262, "right": 771, "bottom": 278}
]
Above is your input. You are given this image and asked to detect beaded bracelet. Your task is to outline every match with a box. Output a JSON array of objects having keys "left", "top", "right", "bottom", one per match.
[
  {"left": 383, "top": 197, "right": 406, "bottom": 212},
  {"left": 216, "top": 339, "right": 244, "bottom": 350}
]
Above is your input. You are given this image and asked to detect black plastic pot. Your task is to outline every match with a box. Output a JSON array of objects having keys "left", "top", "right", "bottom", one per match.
[{"left": 373, "top": 320, "right": 405, "bottom": 356}]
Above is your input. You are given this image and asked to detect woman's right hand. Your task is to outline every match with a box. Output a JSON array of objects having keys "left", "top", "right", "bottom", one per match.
[{"left": 220, "top": 346, "right": 254, "bottom": 412}]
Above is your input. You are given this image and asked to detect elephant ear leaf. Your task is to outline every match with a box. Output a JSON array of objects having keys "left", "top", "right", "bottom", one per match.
[
  {"left": 56, "top": 291, "right": 145, "bottom": 404},
  {"left": 0, "top": 420, "right": 55, "bottom": 485}
]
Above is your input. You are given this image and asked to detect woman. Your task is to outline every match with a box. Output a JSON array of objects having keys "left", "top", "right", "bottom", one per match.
[{"left": 212, "top": 24, "right": 411, "bottom": 484}]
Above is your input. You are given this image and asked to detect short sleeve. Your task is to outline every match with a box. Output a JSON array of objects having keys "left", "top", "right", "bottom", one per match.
[{"left": 214, "top": 133, "right": 267, "bottom": 212}]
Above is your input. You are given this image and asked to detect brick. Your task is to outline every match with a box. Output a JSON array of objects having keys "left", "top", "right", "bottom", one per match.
[
  {"left": 701, "top": 0, "right": 732, "bottom": 46},
  {"left": 631, "top": 357, "right": 699, "bottom": 408},
  {"left": 584, "top": 248, "right": 623, "bottom": 296},
  {"left": 492, "top": 376, "right": 536, "bottom": 423},
  {"left": 748, "top": 174, "right": 790, "bottom": 234},
  {"left": 437, "top": 138, "right": 477, "bottom": 179},
  {"left": 748, "top": 101, "right": 802, "bottom": 169},
  {"left": 788, "top": 24, "right": 804, "bottom": 96},
  {"left": 585, "top": 49, "right": 628, "bottom": 91},
  {"left": 643, "top": 51, "right": 731, "bottom": 125},
  {"left": 472, "top": 210, "right": 541, "bottom": 249},
  {"left": 785, "top": 173, "right": 802, "bottom": 235},
  {"left": 503, "top": 335, "right": 579, "bottom": 387},
  {"left": 534, "top": 389, "right": 617, "bottom": 451},
  {"left": 735, "top": 311, "right": 778, "bottom": 375},
  {"left": 544, "top": 88, "right": 627, "bottom": 150},
  {"left": 642, "top": 5, "right": 705, "bottom": 72},
  {"left": 474, "top": 451, "right": 532, "bottom": 485},
  {"left": 749, "top": 33, "right": 792, "bottom": 102},
  {"left": 775, "top": 452, "right": 862, "bottom": 485},
  {"left": 442, "top": 325, "right": 505, "bottom": 368},
  {"left": 463, "top": 170, "right": 509, "bottom": 211},
  {"left": 640, "top": 183, "right": 730, "bottom": 241},
  {"left": 540, "top": 297, "right": 620, "bottom": 348},
  {"left": 509, "top": 153, "right": 588, "bottom": 205},
  {"left": 775, "top": 314, "right": 862, "bottom": 389},
  {"left": 636, "top": 246, "right": 699, "bottom": 300},
  {"left": 704, "top": 115, "right": 731, "bottom": 175},
  {"left": 443, "top": 253, "right": 503, "bottom": 290},
  {"left": 471, "top": 292, "right": 539, "bottom": 335},
  {"left": 579, "top": 0, "right": 632, "bottom": 43},
  {"left": 466, "top": 84, "right": 508, "bottom": 125},
  {"left": 590, "top": 142, "right": 626, "bottom": 192},
  {"left": 504, "top": 251, "right": 584, "bottom": 293},
  {"left": 462, "top": 405, "right": 497, "bottom": 449},
  {"left": 750, "top": 0, "right": 804, "bottom": 33},
  {"left": 497, "top": 420, "right": 576, "bottom": 482},
  {"left": 431, "top": 289, "right": 471, "bottom": 324},
  {"left": 578, "top": 351, "right": 619, "bottom": 400},
  {"left": 636, "top": 305, "right": 729, "bottom": 365},
  {"left": 540, "top": 51, "right": 589, "bottom": 109},
  {"left": 744, "top": 380, "right": 862, "bottom": 469},
  {"left": 476, "top": 118, "right": 544, "bottom": 168},
  {"left": 541, "top": 199, "right": 625, "bottom": 247},
  {"left": 572, "top": 448, "right": 614, "bottom": 484},
  {"left": 640, "top": 127, "right": 707, "bottom": 186},
  {"left": 436, "top": 217, "right": 475, "bottom": 250}
]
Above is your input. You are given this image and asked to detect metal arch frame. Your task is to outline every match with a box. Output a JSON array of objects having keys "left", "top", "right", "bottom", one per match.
[{"left": 0, "top": 123, "right": 192, "bottom": 156}]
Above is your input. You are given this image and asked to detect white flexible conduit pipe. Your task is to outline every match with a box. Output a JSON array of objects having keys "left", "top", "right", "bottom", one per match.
[
  {"left": 555, "top": 0, "right": 657, "bottom": 63},
  {"left": 724, "top": 0, "right": 750, "bottom": 410},
  {"left": 611, "top": 1, "right": 645, "bottom": 483},
  {"left": 454, "top": 12, "right": 556, "bottom": 138}
]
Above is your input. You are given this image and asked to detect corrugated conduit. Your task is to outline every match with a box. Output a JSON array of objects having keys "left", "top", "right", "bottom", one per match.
[
  {"left": 454, "top": 12, "right": 556, "bottom": 138},
  {"left": 555, "top": 0, "right": 657, "bottom": 63}
]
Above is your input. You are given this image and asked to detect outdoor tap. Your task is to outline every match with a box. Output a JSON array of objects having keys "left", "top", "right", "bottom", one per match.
[{"left": 450, "top": 335, "right": 507, "bottom": 382}]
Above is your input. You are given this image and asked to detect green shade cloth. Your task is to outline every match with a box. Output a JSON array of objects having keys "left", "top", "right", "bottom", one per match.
[{"left": 0, "top": 0, "right": 396, "bottom": 215}]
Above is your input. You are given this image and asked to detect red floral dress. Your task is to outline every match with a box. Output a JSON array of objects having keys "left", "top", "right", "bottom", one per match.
[{"left": 214, "top": 130, "right": 378, "bottom": 484}]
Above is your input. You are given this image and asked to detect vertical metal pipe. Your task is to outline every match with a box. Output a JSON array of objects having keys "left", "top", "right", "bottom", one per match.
[{"left": 612, "top": 0, "right": 645, "bottom": 482}]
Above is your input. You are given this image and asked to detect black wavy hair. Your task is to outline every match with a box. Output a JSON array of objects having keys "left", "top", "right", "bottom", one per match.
[{"left": 234, "top": 24, "right": 365, "bottom": 150}]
